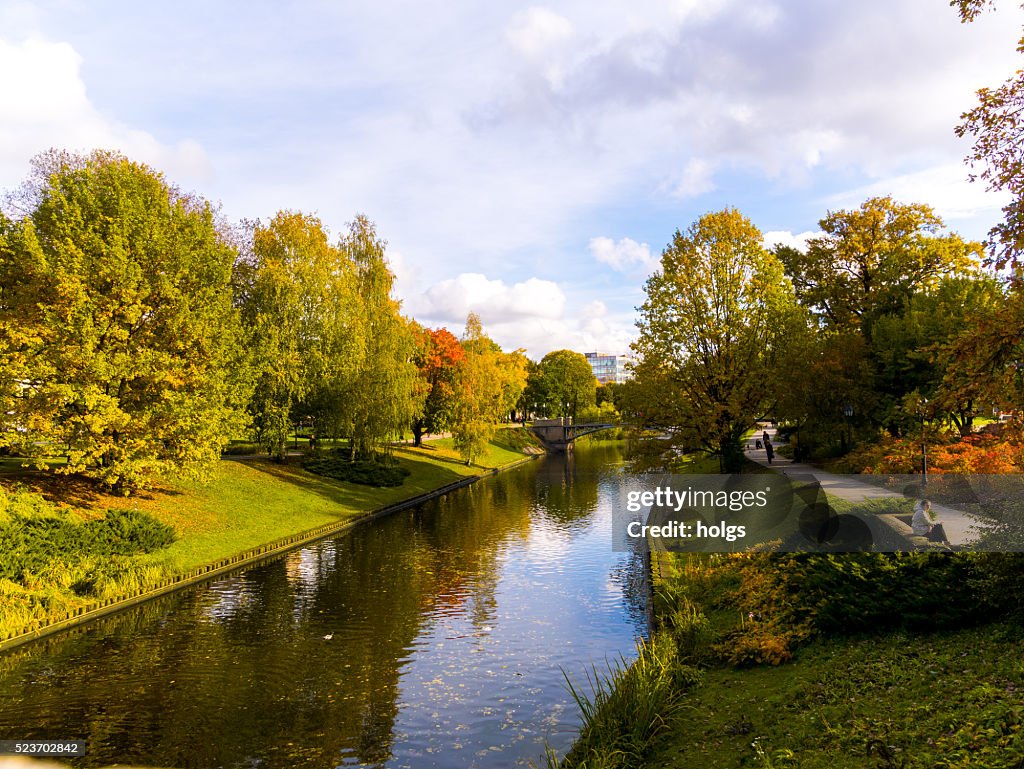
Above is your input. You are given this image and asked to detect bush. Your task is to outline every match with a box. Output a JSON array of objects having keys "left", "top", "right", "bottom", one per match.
[
  {"left": 303, "top": 451, "right": 411, "bottom": 487},
  {"left": 0, "top": 503, "right": 175, "bottom": 583}
]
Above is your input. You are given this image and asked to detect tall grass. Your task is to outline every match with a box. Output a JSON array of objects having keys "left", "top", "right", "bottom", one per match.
[{"left": 545, "top": 631, "right": 701, "bottom": 769}]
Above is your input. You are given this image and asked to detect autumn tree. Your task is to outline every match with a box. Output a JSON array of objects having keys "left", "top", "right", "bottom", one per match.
[
  {"left": 0, "top": 150, "right": 247, "bottom": 490},
  {"left": 633, "top": 208, "right": 797, "bottom": 471},
  {"left": 934, "top": 278, "right": 1024, "bottom": 422},
  {"left": 776, "top": 197, "right": 981, "bottom": 334},
  {"left": 410, "top": 324, "right": 465, "bottom": 446},
  {"left": 450, "top": 314, "right": 527, "bottom": 465},
  {"left": 948, "top": 0, "right": 1024, "bottom": 422}
]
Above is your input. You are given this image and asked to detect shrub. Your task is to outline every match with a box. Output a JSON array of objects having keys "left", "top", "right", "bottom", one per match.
[
  {"left": 0, "top": 489, "right": 175, "bottom": 583},
  {"left": 303, "top": 451, "right": 411, "bottom": 487}
]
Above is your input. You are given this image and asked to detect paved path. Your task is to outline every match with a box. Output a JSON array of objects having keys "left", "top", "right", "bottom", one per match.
[{"left": 745, "top": 428, "right": 984, "bottom": 546}]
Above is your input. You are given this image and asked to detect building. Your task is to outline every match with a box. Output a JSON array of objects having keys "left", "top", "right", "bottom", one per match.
[{"left": 584, "top": 352, "right": 633, "bottom": 385}]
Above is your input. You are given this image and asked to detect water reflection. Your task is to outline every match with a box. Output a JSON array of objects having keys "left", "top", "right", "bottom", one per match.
[{"left": 0, "top": 444, "right": 647, "bottom": 768}]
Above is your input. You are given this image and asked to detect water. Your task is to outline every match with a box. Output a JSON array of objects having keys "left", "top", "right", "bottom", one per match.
[{"left": 0, "top": 443, "right": 649, "bottom": 768}]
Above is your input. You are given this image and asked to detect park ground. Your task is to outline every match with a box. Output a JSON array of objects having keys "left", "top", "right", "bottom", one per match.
[
  {"left": 551, "top": 442, "right": 1024, "bottom": 769},
  {"left": 553, "top": 547, "right": 1024, "bottom": 769},
  {"left": 0, "top": 427, "right": 542, "bottom": 644}
]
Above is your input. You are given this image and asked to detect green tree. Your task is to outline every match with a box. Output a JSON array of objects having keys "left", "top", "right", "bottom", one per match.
[
  {"left": 633, "top": 208, "right": 796, "bottom": 471},
  {"left": 340, "top": 215, "right": 423, "bottom": 457},
  {"left": 871, "top": 274, "right": 1005, "bottom": 435},
  {"left": 532, "top": 349, "right": 596, "bottom": 420},
  {"left": 241, "top": 211, "right": 361, "bottom": 461},
  {"left": 0, "top": 150, "right": 247, "bottom": 490}
]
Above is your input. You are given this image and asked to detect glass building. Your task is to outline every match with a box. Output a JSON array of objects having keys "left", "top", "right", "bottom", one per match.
[{"left": 584, "top": 352, "right": 633, "bottom": 384}]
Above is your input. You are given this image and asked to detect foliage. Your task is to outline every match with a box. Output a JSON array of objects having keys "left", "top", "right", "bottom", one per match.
[
  {"left": 0, "top": 150, "right": 248, "bottom": 491},
  {"left": 776, "top": 197, "right": 981, "bottom": 333},
  {"left": 656, "top": 551, "right": 984, "bottom": 668},
  {"left": 774, "top": 196, "right": 1000, "bottom": 445},
  {"left": 340, "top": 216, "right": 424, "bottom": 457},
  {"left": 0, "top": 485, "right": 174, "bottom": 591},
  {"left": 829, "top": 432, "right": 1022, "bottom": 475},
  {"left": 954, "top": 0, "right": 1024, "bottom": 271},
  {"left": 632, "top": 208, "right": 797, "bottom": 471},
  {"left": 527, "top": 349, "right": 597, "bottom": 420},
  {"left": 550, "top": 631, "right": 699, "bottom": 769},
  {"left": 450, "top": 314, "right": 528, "bottom": 464},
  {"left": 240, "top": 211, "right": 362, "bottom": 461},
  {"left": 303, "top": 451, "right": 411, "bottom": 487},
  {"left": 642, "top": 621, "right": 1024, "bottom": 769},
  {"left": 410, "top": 324, "right": 465, "bottom": 445},
  {"left": 773, "top": 325, "right": 877, "bottom": 457},
  {"left": 934, "top": 278, "right": 1024, "bottom": 419}
]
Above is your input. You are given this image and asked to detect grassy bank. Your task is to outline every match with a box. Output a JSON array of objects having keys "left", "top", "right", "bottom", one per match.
[
  {"left": 0, "top": 427, "right": 542, "bottom": 643},
  {"left": 550, "top": 547, "right": 1024, "bottom": 768}
]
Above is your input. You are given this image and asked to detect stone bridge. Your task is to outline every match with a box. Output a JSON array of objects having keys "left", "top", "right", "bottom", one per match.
[{"left": 528, "top": 418, "right": 620, "bottom": 452}]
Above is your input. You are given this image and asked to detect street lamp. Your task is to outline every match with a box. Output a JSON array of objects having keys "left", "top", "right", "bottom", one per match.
[
  {"left": 918, "top": 397, "right": 929, "bottom": 486},
  {"left": 842, "top": 404, "right": 853, "bottom": 451}
]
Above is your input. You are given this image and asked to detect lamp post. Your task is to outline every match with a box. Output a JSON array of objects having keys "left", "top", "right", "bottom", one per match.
[
  {"left": 842, "top": 404, "right": 853, "bottom": 451},
  {"left": 918, "top": 397, "right": 929, "bottom": 487}
]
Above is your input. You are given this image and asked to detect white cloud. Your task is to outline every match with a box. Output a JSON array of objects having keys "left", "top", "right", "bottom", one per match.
[
  {"left": 507, "top": 7, "right": 574, "bottom": 59},
  {"left": 763, "top": 230, "right": 823, "bottom": 250},
  {"left": 670, "top": 157, "right": 716, "bottom": 198},
  {"left": 0, "top": 37, "right": 213, "bottom": 193},
  {"left": 589, "top": 236, "right": 658, "bottom": 272},
  {"left": 824, "top": 163, "right": 1011, "bottom": 222},
  {"left": 411, "top": 271, "right": 636, "bottom": 357},
  {"left": 419, "top": 273, "right": 567, "bottom": 324}
]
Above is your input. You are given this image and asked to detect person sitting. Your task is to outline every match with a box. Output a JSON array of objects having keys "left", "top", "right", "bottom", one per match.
[{"left": 911, "top": 499, "right": 947, "bottom": 543}]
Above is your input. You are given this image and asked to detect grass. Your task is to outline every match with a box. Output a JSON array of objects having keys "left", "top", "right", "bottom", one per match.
[
  {"left": 394, "top": 427, "right": 542, "bottom": 470},
  {"left": 641, "top": 623, "right": 1024, "bottom": 768},
  {"left": 552, "top": 541, "right": 1022, "bottom": 768},
  {"left": 544, "top": 633, "right": 701, "bottom": 769},
  {"left": 0, "top": 427, "right": 539, "bottom": 641}
]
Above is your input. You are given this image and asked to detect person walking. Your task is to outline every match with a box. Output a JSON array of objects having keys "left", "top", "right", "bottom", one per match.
[{"left": 765, "top": 440, "right": 775, "bottom": 465}]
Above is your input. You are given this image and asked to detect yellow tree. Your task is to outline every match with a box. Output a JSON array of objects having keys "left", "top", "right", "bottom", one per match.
[
  {"left": 0, "top": 150, "right": 247, "bottom": 490},
  {"left": 241, "top": 211, "right": 362, "bottom": 461},
  {"left": 633, "top": 208, "right": 797, "bottom": 471},
  {"left": 450, "top": 314, "right": 526, "bottom": 465}
]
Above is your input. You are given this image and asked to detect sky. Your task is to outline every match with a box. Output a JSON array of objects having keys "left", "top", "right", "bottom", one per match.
[{"left": 1, "top": 0, "right": 1021, "bottom": 358}]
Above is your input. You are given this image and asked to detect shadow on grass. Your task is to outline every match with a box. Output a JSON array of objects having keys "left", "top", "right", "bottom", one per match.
[{"left": 0, "top": 460, "right": 183, "bottom": 509}]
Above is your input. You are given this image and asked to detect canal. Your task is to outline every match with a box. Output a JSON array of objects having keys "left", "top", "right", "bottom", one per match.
[{"left": 0, "top": 443, "right": 649, "bottom": 768}]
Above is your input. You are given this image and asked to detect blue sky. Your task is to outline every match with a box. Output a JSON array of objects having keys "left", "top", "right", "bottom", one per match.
[{"left": 1, "top": 0, "right": 1020, "bottom": 357}]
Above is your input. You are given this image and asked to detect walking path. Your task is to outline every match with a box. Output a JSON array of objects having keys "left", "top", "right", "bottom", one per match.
[{"left": 746, "top": 428, "right": 984, "bottom": 546}]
